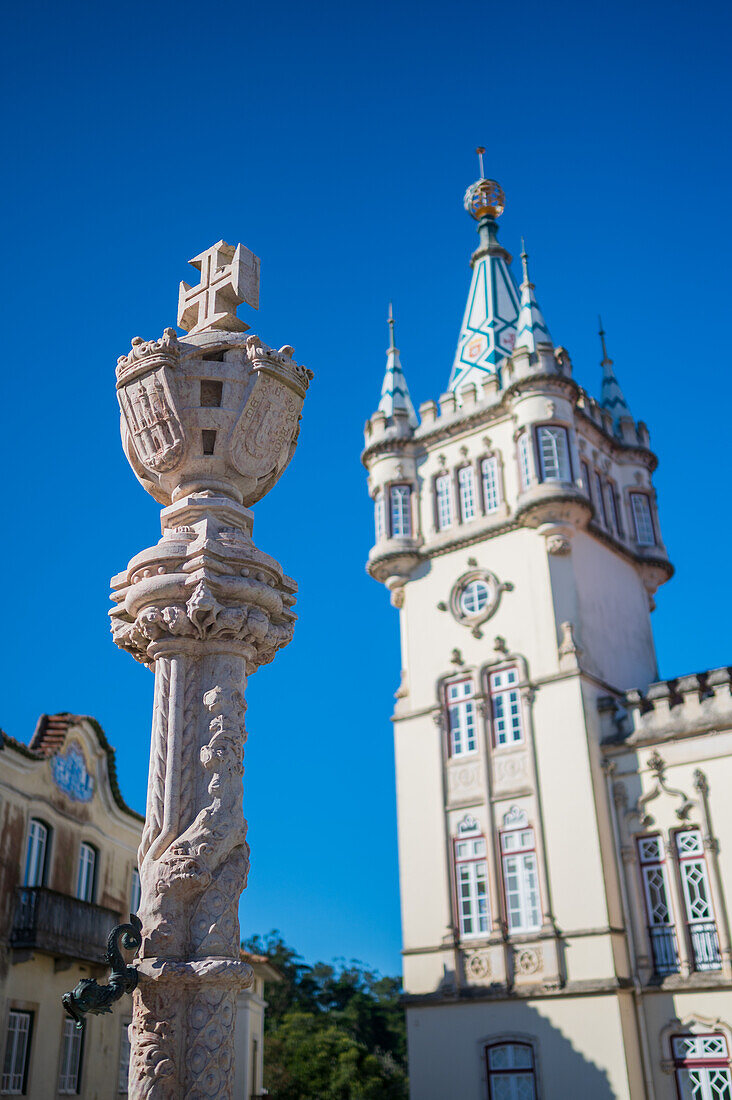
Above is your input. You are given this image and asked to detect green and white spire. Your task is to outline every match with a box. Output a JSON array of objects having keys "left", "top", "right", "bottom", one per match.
[
  {"left": 514, "top": 241, "right": 552, "bottom": 351},
  {"left": 378, "top": 304, "right": 418, "bottom": 427},
  {"left": 599, "top": 317, "right": 632, "bottom": 424},
  {"left": 449, "top": 156, "right": 520, "bottom": 393}
]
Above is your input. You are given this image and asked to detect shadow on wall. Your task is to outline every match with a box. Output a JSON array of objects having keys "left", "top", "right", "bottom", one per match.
[{"left": 408, "top": 990, "right": 617, "bottom": 1100}]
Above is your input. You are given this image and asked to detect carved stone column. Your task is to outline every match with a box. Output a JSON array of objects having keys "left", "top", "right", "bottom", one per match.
[{"left": 110, "top": 247, "right": 312, "bottom": 1098}]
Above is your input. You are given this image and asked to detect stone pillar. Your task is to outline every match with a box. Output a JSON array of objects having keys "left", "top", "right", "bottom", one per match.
[{"left": 110, "top": 245, "right": 312, "bottom": 1098}]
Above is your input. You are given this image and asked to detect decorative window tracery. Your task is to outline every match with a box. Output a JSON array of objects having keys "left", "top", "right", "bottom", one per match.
[{"left": 630, "top": 491, "right": 655, "bottom": 546}]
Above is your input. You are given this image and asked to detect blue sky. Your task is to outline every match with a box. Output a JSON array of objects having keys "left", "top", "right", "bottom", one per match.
[{"left": 2, "top": 0, "right": 731, "bottom": 977}]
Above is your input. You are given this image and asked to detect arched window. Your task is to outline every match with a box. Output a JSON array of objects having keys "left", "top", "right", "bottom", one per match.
[
  {"left": 23, "top": 819, "right": 49, "bottom": 887},
  {"left": 672, "top": 1033, "right": 732, "bottom": 1099},
  {"left": 485, "top": 1042, "right": 537, "bottom": 1099},
  {"left": 76, "top": 843, "right": 97, "bottom": 903}
]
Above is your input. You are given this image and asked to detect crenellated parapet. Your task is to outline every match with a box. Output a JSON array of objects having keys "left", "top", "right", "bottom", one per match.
[{"left": 599, "top": 668, "right": 732, "bottom": 745}]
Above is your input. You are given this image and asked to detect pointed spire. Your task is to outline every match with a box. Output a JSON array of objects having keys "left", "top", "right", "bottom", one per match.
[
  {"left": 449, "top": 164, "right": 520, "bottom": 394},
  {"left": 513, "top": 240, "right": 552, "bottom": 352},
  {"left": 377, "top": 304, "right": 418, "bottom": 427},
  {"left": 598, "top": 316, "right": 632, "bottom": 423}
]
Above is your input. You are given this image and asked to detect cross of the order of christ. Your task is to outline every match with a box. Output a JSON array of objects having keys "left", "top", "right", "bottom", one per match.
[{"left": 177, "top": 240, "right": 260, "bottom": 335}]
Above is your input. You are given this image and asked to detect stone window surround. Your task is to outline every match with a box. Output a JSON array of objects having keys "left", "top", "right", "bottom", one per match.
[{"left": 478, "top": 1033, "right": 543, "bottom": 1100}]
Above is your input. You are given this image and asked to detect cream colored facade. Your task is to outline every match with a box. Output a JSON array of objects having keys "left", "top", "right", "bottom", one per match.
[
  {"left": 0, "top": 714, "right": 277, "bottom": 1099},
  {"left": 363, "top": 180, "right": 732, "bottom": 1098}
]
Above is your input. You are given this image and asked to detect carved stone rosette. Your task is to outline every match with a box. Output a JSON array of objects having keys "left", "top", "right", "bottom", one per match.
[{"left": 112, "top": 322, "right": 311, "bottom": 1098}]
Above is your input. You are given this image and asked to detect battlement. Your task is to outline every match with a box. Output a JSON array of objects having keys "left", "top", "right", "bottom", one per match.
[{"left": 599, "top": 667, "right": 732, "bottom": 745}]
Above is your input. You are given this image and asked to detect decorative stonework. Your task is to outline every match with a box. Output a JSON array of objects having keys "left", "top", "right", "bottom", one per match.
[
  {"left": 448, "top": 569, "right": 513, "bottom": 631},
  {"left": 514, "top": 947, "right": 542, "bottom": 975},
  {"left": 466, "top": 950, "right": 491, "bottom": 980},
  {"left": 112, "top": 244, "right": 312, "bottom": 1099}
]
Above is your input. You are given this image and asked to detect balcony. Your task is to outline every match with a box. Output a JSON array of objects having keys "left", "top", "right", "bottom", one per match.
[
  {"left": 10, "top": 887, "right": 121, "bottom": 965},
  {"left": 649, "top": 925, "right": 680, "bottom": 976},
  {"left": 689, "top": 921, "right": 723, "bottom": 972}
]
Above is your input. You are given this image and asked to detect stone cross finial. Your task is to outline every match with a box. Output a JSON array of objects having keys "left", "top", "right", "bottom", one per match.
[{"left": 178, "top": 240, "right": 260, "bottom": 335}]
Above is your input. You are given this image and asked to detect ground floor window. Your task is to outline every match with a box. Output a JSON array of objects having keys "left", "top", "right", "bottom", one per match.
[
  {"left": 58, "top": 1017, "right": 83, "bottom": 1093},
  {"left": 673, "top": 1034, "right": 732, "bottom": 1100},
  {"left": 2, "top": 1010, "right": 33, "bottom": 1094},
  {"left": 486, "top": 1042, "right": 537, "bottom": 1099}
]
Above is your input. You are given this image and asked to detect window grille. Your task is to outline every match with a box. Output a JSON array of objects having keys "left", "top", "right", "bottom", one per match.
[
  {"left": 24, "top": 819, "right": 48, "bottom": 888},
  {"left": 594, "top": 471, "right": 608, "bottom": 525},
  {"left": 389, "top": 485, "right": 412, "bottom": 537},
  {"left": 481, "top": 456, "right": 500, "bottom": 513},
  {"left": 537, "top": 426, "right": 570, "bottom": 482},
  {"left": 454, "top": 835, "right": 489, "bottom": 937},
  {"left": 58, "top": 1017, "right": 83, "bottom": 1094},
  {"left": 676, "top": 830, "right": 722, "bottom": 971},
  {"left": 630, "top": 492, "right": 655, "bottom": 545},
  {"left": 637, "top": 835, "right": 679, "bottom": 975},
  {"left": 518, "top": 433, "right": 533, "bottom": 490},
  {"left": 2, "top": 1010, "right": 33, "bottom": 1094},
  {"left": 130, "top": 868, "right": 141, "bottom": 915},
  {"left": 458, "top": 466, "right": 476, "bottom": 521},
  {"left": 501, "top": 827, "right": 541, "bottom": 932},
  {"left": 374, "top": 491, "right": 385, "bottom": 542},
  {"left": 446, "top": 680, "right": 476, "bottom": 756},
  {"left": 435, "top": 474, "right": 453, "bottom": 530},
  {"left": 489, "top": 668, "right": 523, "bottom": 746},
  {"left": 118, "top": 1022, "right": 131, "bottom": 1094},
  {"left": 673, "top": 1033, "right": 732, "bottom": 1100},
  {"left": 485, "top": 1043, "right": 537, "bottom": 1100},
  {"left": 77, "top": 843, "right": 96, "bottom": 903}
]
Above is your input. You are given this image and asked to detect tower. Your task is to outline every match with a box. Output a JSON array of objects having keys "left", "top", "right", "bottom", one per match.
[{"left": 363, "top": 170, "right": 732, "bottom": 1098}]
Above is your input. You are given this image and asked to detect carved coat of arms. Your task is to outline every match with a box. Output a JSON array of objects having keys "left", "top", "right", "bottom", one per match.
[
  {"left": 228, "top": 373, "right": 301, "bottom": 480},
  {"left": 116, "top": 331, "right": 186, "bottom": 476}
]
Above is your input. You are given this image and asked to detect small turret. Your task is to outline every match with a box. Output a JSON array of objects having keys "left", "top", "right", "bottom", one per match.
[
  {"left": 377, "top": 304, "right": 418, "bottom": 429},
  {"left": 599, "top": 317, "right": 633, "bottom": 430},
  {"left": 514, "top": 241, "right": 553, "bottom": 352}
]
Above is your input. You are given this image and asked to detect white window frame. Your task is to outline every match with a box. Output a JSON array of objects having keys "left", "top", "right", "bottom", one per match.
[
  {"left": 518, "top": 432, "right": 533, "bottom": 491},
  {"left": 536, "top": 425, "right": 571, "bottom": 482},
  {"left": 77, "top": 842, "right": 96, "bottom": 903},
  {"left": 676, "top": 829, "right": 722, "bottom": 971},
  {"left": 501, "top": 826, "right": 541, "bottom": 933},
  {"left": 446, "top": 679, "right": 477, "bottom": 757},
  {"left": 58, "top": 1017, "right": 83, "bottom": 1094},
  {"left": 118, "top": 1021, "right": 131, "bottom": 1094},
  {"left": 454, "top": 835, "right": 489, "bottom": 938},
  {"left": 2, "top": 1010, "right": 32, "bottom": 1095},
  {"left": 489, "top": 667, "right": 523, "bottom": 747},
  {"left": 486, "top": 1042, "right": 537, "bottom": 1100},
  {"left": 458, "top": 466, "right": 476, "bottom": 522},
  {"left": 630, "top": 491, "right": 656, "bottom": 546},
  {"left": 389, "top": 484, "right": 412, "bottom": 538},
  {"left": 673, "top": 1034, "right": 732, "bottom": 1100},
  {"left": 23, "top": 819, "right": 48, "bottom": 888},
  {"left": 374, "top": 490, "right": 385, "bottom": 543},
  {"left": 435, "top": 473, "right": 453, "bottom": 530},
  {"left": 481, "top": 455, "right": 501, "bottom": 514},
  {"left": 130, "top": 868, "right": 141, "bottom": 915}
]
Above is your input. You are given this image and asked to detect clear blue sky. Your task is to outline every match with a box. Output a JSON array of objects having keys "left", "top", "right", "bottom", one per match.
[{"left": 2, "top": 0, "right": 730, "bottom": 977}]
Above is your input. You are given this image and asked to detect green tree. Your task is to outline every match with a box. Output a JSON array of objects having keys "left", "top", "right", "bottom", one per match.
[{"left": 242, "top": 932, "right": 408, "bottom": 1099}]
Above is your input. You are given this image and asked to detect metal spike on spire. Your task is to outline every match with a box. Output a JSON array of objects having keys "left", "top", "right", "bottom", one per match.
[
  {"left": 513, "top": 239, "right": 552, "bottom": 352},
  {"left": 377, "top": 303, "right": 418, "bottom": 427},
  {"left": 476, "top": 146, "right": 486, "bottom": 179},
  {"left": 598, "top": 315, "right": 632, "bottom": 424}
]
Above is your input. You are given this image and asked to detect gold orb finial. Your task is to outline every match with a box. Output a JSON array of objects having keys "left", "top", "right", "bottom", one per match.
[{"left": 464, "top": 177, "right": 505, "bottom": 221}]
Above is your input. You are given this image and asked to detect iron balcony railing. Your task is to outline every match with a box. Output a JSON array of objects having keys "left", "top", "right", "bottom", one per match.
[
  {"left": 10, "top": 886, "right": 121, "bottom": 965},
  {"left": 689, "top": 921, "right": 723, "bottom": 971},
  {"left": 649, "top": 925, "right": 680, "bottom": 976}
]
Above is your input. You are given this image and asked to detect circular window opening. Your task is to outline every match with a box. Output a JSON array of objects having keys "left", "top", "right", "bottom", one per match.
[{"left": 459, "top": 579, "right": 491, "bottom": 617}]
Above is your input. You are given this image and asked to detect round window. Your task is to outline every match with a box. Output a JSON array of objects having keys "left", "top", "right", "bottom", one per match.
[{"left": 459, "top": 579, "right": 491, "bottom": 616}]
